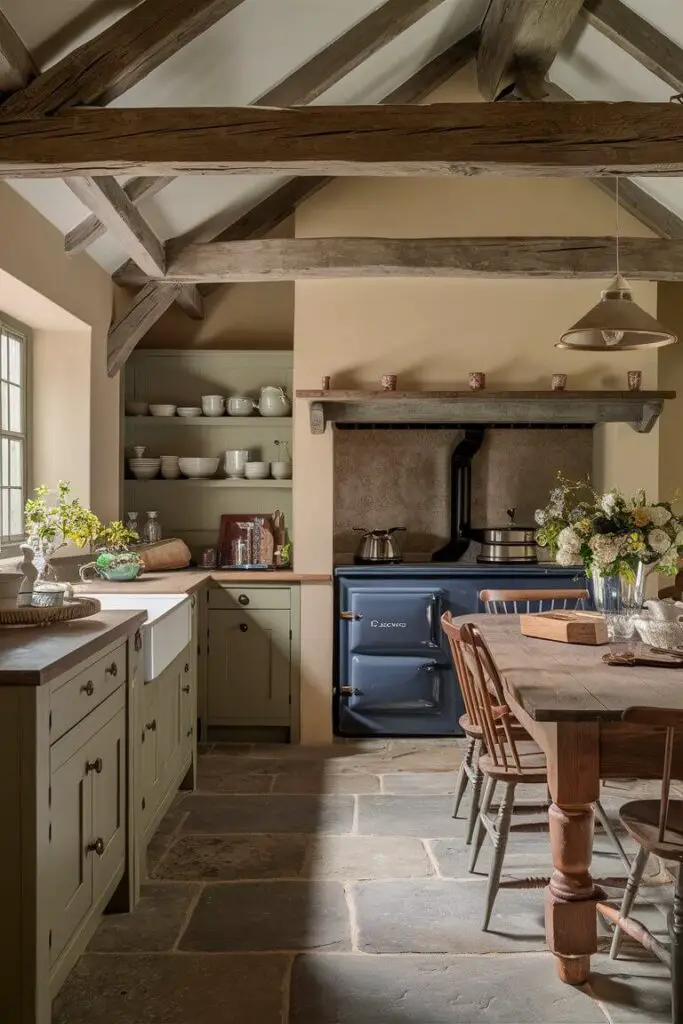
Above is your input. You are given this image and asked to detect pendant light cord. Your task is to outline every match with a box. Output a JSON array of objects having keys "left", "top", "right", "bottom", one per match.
[{"left": 615, "top": 176, "right": 620, "bottom": 277}]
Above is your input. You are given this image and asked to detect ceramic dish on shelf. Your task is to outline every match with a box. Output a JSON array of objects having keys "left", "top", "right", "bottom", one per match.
[
  {"left": 177, "top": 407, "right": 203, "bottom": 418},
  {"left": 126, "top": 401, "right": 149, "bottom": 416},
  {"left": 130, "top": 457, "right": 161, "bottom": 479},
  {"left": 271, "top": 460, "right": 292, "bottom": 480},
  {"left": 178, "top": 457, "right": 220, "bottom": 479},
  {"left": 149, "top": 404, "right": 177, "bottom": 417},
  {"left": 244, "top": 461, "right": 270, "bottom": 480},
  {"left": 160, "top": 455, "right": 181, "bottom": 479}
]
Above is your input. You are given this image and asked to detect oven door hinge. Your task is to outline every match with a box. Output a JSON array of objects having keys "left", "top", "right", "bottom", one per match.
[{"left": 340, "top": 612, "right": 362, "bottom": 621}]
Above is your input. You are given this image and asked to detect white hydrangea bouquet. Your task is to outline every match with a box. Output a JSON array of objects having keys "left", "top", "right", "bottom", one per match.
[{"left": 535, "top": 475, "right": 683, "bottom": 580}]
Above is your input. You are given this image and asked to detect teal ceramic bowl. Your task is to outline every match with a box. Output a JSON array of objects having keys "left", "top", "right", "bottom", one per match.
[{"left": 100, "top": 564, "right": 142, "bottom": 582}]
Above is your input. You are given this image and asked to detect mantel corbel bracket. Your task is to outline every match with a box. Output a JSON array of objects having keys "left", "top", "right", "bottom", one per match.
[{"left": 309, "top": 402, "right": 326, "bottom": 435}]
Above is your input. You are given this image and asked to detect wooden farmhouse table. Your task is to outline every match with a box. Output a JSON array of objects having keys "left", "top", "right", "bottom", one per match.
[{"left": 460, "top": 613, "right": 683, "bottom": 985}]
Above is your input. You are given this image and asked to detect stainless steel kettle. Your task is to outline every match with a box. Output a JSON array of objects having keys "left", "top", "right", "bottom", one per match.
[{"left": 353, "top": 527, "right": 406, "bottom": 564}]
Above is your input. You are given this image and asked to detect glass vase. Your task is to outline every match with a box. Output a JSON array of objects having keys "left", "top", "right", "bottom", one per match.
[{"left": 590, "top": 562, "right": 646, "bottom": 614}]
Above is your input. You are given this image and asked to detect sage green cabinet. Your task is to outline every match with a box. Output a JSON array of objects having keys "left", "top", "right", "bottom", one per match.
[
  {"left": 91, "top": 706, "right": 126, "bottom": 906},
  {"left": 207, "top": 585, "right": 299, "bottom": 729}
]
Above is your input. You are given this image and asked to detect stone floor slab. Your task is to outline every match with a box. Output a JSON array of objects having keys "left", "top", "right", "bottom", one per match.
[
  {"left": 272, "top": 772, "right": 379, "bottom": 794},
  {"left": 153, "top": 833, "right": 308, "bottom": 880},
  {"left": 357, "top": 795, "right": 467, "bottom": 838},
  {"left": 181, "top": 794, "right": 354, "bottom": 835},
  {"left": 354, "top": 879, "right": 547, "bottom": 953},
  {"left": 87, "top": 883, "right": 199, "bottom": 953},
  {"left": 587, "top": 951, "right": 671, "bottom": 1022},
  {"left": 290, "top": 952, "right": 606, "bottom": 1023},
  {"left": 195, "top": 769, "right": 274, "bottom": 793},
  {"left": 304, "top": 835, "right": 434, "bottom": 880},
  {"left": 381, "top": 771, "right": 457, "bottom": 795},
  {"left": 179, "top": 881, "right": 351, "bottom": 952},
  {"left": 52, "top": 953, "right": 287, "bottom": 1024}
]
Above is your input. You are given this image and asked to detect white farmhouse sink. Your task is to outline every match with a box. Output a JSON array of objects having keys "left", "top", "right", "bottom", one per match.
[{"left": 88, "top": 593, "right": 191, "bottom": 681}]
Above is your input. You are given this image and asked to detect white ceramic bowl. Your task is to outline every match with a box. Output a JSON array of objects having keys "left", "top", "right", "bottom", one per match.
[
  {"left": 178, "top": 457, "right": 220, "bottom": 479},
  {"left": 177, "top": 407, "right": 203, "bottom": 418},
  {"left": 161, "top": 466, "right": 181, "bottom": 479},
  {"left": 201, "top": 395, "right": 225, "bottom": 417},
  {"left": 126, "top": 401, "right": 149, "bottom": 416},
  {"left": 131, "top": 467, "right": 160, "bottom": 480},
  {"left": 271, "top": 460, "right": 292, "bottom": 480},
  {"left": 130, "top": 457, "right": 161, "bottom": 480},
  {"left": 149, "top": 404, "right": 177, "bottom": 417},
  {"left": 245, "top": 461, "right": 270, "bottom": 480},
  {"left": 130, "top": 458, "right": 161, "bottom": 467}
]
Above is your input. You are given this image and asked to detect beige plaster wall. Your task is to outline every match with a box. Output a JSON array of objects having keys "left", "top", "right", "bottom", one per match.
[
  {"left": 0, "top": 183, "right": 118, "bottom": 520},
  {"left": 293, "top": 64, "right": 659, "bottom": 743}
]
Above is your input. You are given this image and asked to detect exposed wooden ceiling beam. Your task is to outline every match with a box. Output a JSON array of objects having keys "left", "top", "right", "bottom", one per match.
[
  {"left": 174, "top": 284, "right": 204, "bottom": 319},
  {"left": 65, "top": 176, "right": 166, "bottom": 277},
  {"left": 582, "top": 0, "right": 683, "bottom": 94},
  {"left": 546, "top": 83, "right": 683, "bottom": 239},
  {"left": 67, "top": 0, "right": 450, "bottom": 257},
  {"left": 121, "top": 236, "right": 683, "bottom": 283},
  {"left": 478, "top": 0, "right": 586, "bottom": 101},
  {"left": 108, "top": 31, "right": 477, "bottom": 359},
  {"left": 65, "top": 176, "right": 174, "bottom": 256},
  {"left": 0, "top": 0, "right": 249, "bottom": 117},
  {"left": 108, "top": 282, "right": 182, "bottom": 377},
  {"left": 3, "top": 102, "right": 683, "bottom": 178},
  {"left": 0, "top": 10, "right": 37, "bottom": 93}
]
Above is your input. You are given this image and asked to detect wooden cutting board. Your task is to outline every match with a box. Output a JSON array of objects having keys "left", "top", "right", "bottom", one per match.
[{"left": 520, "top": 610, "right": 608, "bottom": 646}]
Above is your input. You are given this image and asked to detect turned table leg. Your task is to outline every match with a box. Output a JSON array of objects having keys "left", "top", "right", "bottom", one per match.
[{"left": 544, "top": 722, "right": 601, "bottom": 985}]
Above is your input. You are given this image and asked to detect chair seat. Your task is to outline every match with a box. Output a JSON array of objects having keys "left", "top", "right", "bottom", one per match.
[
  {"left": 479, "top": 741, "right": 547, "bottom": 783},
  {"left": 620, "top": 799, "right": 683, "bottom": 859}
]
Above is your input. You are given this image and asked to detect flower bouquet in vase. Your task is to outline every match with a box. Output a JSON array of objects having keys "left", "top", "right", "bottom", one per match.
[{"left": 535, "top": 477, "right": 683, "bottom": 634}]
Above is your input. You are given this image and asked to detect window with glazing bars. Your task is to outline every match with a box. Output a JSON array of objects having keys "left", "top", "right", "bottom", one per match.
[{"left": 0, "top": 323, "right": 27, "bottom": 547}]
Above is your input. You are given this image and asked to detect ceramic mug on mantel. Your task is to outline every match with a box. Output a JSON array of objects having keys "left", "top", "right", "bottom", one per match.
[
  {"left": 468, "top": 372, "right": 485, "bottom": 391},
  {"left": 552, "top": 374, "right": 567, "bottom": 392},
  {"left": 627, "top": 370, "right": 643, "bottom": 392},
  {"left": 380, "top": 374, "right": 397, "bottom": 392}
]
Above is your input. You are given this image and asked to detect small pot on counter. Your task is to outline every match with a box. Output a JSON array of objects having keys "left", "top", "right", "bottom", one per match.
[{"left": 471, "top": 508, "right": 538, "bottom": 564}]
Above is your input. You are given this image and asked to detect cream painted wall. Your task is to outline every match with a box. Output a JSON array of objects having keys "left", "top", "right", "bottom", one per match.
[
  {"left": 0, "top": 183, "right": 118, "bottom": 520},
  {"left": 292, "top": 64, "right": 660, "bottom": 743},
  {"left": 32, "top": 330, "right": 91, "bottom": 499},
  {"left": 658, "top": 283, "right": 683, "bottom": 504}
]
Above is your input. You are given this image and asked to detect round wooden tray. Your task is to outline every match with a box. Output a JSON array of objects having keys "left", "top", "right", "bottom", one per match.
[{"left": 0, "top": 597, "right": 101, "bottom": 628}]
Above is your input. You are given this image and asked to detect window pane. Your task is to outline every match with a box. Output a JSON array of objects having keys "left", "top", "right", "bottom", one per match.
[
  {"left": 0, "top": 381, "right": 7, "bottom": 431},
  {"left": 9, "top": 384, "right": 21, "bottom": 433},
  {"left": 0, "top": 438, "right": 7, "bottom": 486},
  {"left": 8, "top": 337, "right": 21, "bottom": 385},
  {"left": 9, "top": 488, "right": 22, "bottom": 537},
  {"left": 9, "top": 439, "right": 21, "bottom": 486},
  {"left": 0, "top": 489, "right": 8, "bottom": 541},
  {"left": 0, "top": 334, "right": 7, "bottom": 381}
]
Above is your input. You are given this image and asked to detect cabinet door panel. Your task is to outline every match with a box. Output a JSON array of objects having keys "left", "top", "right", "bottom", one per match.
[
  {"left": 181, "top": 658, "right": 194, "bottom": 755},
  {"left": 209, "top": 608, "right": 291, "bottom": 724},
  {"left": 157, "top": 659, "right": 183, "bottom": 786},
  {"left": 140, "top": 679, "right": 160, "bottom": 833},
  {"left": 90, "top": 708, "right": 126, "bottom": 903},
  {"left": 49, "top": 747, "right": 92, "bottom": 964}
]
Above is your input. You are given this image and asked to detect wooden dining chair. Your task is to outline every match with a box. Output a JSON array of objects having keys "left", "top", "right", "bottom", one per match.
[
  {"left": 598, "top": 706, "right": 683, "bottom": 1024},
  {"left": 479, "top": 588, "right": 590, "bottom": 615},
  {"left": 456, "top": 621, "right": 630, "bottom": 930}
]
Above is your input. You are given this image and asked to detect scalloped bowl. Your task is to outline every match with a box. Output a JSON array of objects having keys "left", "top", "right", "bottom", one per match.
[{"left": 178, "top": 457, "right": 219, "bottom": 479}]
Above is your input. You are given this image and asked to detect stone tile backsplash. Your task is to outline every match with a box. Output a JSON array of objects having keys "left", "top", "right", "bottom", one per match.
[{"left": 333, "top": 427, "right": 593, "bottom": 558}]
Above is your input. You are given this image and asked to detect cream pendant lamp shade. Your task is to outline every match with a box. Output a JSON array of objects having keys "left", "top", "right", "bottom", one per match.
[
  {"left": 556, "top": 274, "right": 677, "bottom": 350},
  {"left": 556, "top": 177, "right": 677, "bottom": 351}
]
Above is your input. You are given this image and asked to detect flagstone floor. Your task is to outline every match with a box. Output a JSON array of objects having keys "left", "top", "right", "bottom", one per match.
[{"left": 53, "top": 740, "right": 674, "bottom": 1023}]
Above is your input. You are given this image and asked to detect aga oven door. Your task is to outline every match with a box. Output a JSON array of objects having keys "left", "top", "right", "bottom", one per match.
[
  {"left": 337, "top": 654, "right": 458, "bottom": 736},
  {"left": 344, "top": 586, "right": 445, "bottom": 653}
]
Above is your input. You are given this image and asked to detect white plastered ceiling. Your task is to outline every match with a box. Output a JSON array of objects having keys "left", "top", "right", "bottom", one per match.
[{"left": 3, "top": 0, "right": 683, "bottom": 274}]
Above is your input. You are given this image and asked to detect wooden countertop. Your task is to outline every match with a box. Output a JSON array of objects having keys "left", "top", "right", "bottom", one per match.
[
  {"left": 74, "top": 570, "right": 331, "bottom": 595},
  {"left": 0, "top": 610, "right": 146, "bottom": 686}
]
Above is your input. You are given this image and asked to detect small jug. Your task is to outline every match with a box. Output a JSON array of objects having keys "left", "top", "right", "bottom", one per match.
[{"left": 257, "top": 386, "right": 291, "bottom": 417}]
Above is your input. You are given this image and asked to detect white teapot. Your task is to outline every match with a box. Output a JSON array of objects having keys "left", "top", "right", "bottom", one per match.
[
  {"left": 257, "top": 386, "right": 291, "bottom": 417},
  {"left": 643, "top": 598, "right": 683, "bottom": 622}
]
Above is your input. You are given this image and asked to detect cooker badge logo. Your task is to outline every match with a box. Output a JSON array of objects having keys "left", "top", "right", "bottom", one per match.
[{"left": 370, "top": 619, "right": 407, "bottom": 629}]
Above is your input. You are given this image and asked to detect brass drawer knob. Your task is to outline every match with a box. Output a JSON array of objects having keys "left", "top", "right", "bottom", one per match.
[
  {"left": 134, "top": 630, "right": 143, "bottom": 652},
  {"left": 145, "top": 719, "right": 157, "bottom": 732},
  {"left": 182, "top": 684, "right": 191, "bottom": 694},
  {"left": 105, "top": 662, "right": 118, "bottom": 677},
  {"left": 80, "top": 680, "right": 95, "bottom": 696},
  {"left": 86, "top": 757, "right": 103, "bottom": 774},
  {"left": 238, "top": 594, "right": 250, "bottom": 606},
  {"left": 239, "top": 623, "right": 248, "bottom": 632},
  {"left": 87, "top": 838, "right": 105, "bottom": 856}
]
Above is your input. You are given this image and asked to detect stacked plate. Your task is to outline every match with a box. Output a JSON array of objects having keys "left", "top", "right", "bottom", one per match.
[
  {"left": 160, "top": 455, "right": 180, "bottom": 479},
  {"left": 130, "top": 457, "right": 161, "bottom": 479}
]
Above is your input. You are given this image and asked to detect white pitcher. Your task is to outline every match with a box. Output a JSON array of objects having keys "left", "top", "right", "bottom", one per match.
[{"left": 257, "top": 386, "right": 291, "bottom": 417}]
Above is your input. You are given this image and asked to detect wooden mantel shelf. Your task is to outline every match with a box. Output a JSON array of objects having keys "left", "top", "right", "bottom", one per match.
[{"left": 294, "top": 390, "right": 676, "bottom": 435}]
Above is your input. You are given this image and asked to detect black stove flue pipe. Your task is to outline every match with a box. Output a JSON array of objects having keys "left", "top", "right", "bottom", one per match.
[{"left": 431, "top": 428, "right": 485, "bottom": 562}]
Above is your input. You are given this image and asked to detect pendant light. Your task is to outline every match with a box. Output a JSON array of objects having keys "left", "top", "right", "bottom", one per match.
[{"left": 556, "top": 179, "right": 677, "bottom": 351}]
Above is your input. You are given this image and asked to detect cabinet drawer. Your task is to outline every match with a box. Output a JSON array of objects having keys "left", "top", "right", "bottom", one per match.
[
  {"left": 209, "top": 586, "right": 291, "bottom": 611},
  {"left": 50, "top": 643, "right": 127, "bottom": 743}
]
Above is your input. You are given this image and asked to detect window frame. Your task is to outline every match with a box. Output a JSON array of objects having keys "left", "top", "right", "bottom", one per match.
[{"left": 0, "top": 313, "right": 31, "bottom": 555}]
